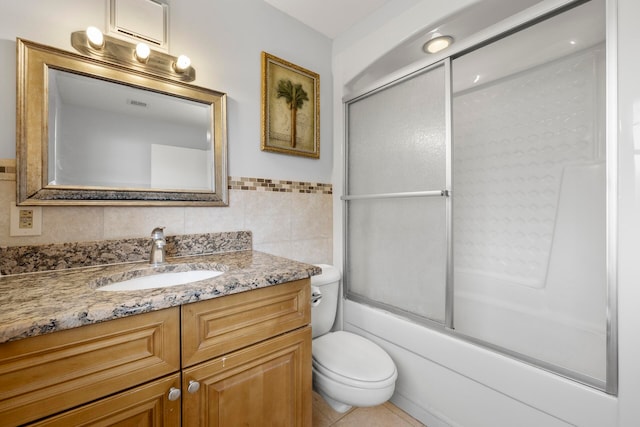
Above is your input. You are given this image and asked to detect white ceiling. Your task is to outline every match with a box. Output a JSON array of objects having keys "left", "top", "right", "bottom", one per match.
[{"left": 264, "top": 0, "right": 391, "bottom": 39}]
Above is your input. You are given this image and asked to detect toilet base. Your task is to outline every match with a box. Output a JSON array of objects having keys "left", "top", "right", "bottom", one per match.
[
  {"left": 312, "top": 365, "right": 395, "bottom": 414},
  {"left": 316, "top": 389, "right": 352, "bottom": 413}
]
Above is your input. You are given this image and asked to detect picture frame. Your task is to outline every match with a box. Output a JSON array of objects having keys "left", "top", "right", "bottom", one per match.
[{"left": 261, "top": 52, "right": 320, "bottom": 159}]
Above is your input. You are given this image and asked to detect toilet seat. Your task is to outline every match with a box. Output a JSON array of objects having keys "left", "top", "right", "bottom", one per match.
[{"left": 312, "top": 331, "right": 397, "bottom": 389}]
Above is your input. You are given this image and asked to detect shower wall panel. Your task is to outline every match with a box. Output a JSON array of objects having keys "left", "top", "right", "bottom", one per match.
[{"left": 453, "top": 47, "right": 604, "bottom": 289}]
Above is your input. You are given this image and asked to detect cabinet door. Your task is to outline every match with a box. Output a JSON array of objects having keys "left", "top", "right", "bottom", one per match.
[
  {"left": 29, "top": 374, "right": 181, "bottom": 426},
  {"left": 182, "top": 326, "right": 312, "bottom": 427}
]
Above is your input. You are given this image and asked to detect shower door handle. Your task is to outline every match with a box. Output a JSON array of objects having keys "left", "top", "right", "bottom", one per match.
[{"left": 341, "top": 189, "right": 450, "bottom": 201}]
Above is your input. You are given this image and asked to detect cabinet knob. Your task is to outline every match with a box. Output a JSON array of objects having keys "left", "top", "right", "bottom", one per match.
[
  {"left": 167, "top": 387, "right": 181, "bottom": 401},
  {"left": 188, "top": 380, "right": 201, "bottom": 393}
]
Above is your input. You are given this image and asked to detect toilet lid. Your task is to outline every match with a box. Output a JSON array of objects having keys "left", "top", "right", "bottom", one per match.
[{"left": 312, "top": 331, "right": 396, "bottom": 384}]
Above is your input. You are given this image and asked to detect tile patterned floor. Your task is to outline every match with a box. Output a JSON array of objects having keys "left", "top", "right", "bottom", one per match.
[{"left": 312, "top": 392, "right": 427, "bottom": 427}]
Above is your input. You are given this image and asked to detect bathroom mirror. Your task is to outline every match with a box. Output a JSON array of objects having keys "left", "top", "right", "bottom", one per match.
[{"left": 16, "top": 38, "right": 228, "bottom": 206}]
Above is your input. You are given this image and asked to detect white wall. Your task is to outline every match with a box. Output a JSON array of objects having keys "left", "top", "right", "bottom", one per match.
[
  {"left": 612, "top": 0, "right": 640, "bottom": 423},
  {"left": 333, "top": 0, "right": 640, "bottom": 425},
  {"left": 0, "top": 40, "right": 15, "bottom": 159},
  {"left": 0, "top": 0, "right": 334, "bottom": 266},
  {"left": 0, "top": 0, "right": 333, "bottom": 182}
]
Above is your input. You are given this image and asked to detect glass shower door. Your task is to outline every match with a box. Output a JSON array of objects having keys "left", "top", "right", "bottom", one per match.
[
  {"left": 451, "top": 0, "right": 608, "bottom": 387},
  {"left": 344, "top": 0, "right": 612, "bottom": 394},
  {"left": 345, "top": 62, "right": 449, "bottom": 324}
]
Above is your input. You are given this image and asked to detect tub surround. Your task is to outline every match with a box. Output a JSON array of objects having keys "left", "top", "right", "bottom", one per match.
[{"left": 0, "top": 231, "right": 321, "bottom": 344}]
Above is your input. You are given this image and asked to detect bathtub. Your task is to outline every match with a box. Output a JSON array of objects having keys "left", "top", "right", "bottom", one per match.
[{"left": 343, "top": 298, "right": 616, "bottom": 427}]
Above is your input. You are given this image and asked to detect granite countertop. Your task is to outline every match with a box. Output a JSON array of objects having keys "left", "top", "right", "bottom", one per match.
[{"left": 0, "top": 250, "right": 321, "bottom": 344}]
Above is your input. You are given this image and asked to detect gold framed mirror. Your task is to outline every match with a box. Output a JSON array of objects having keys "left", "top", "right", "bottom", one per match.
[{"left": 16, "top": 38, "right": 228, "bottom": 206}]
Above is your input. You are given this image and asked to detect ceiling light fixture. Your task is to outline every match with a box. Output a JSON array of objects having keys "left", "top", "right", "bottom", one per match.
[
  {"left": 71, "top": 28, "right": 196, "bottom": 82},
  {"left": 423, "top": 35, "right": 454, "bottom": 54}
]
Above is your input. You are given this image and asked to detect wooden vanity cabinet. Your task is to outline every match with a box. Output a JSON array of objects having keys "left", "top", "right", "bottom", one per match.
[
  {"left": 181, "top": 278, "right": 312, "bottom": 427},
  {"left": 0, "top": 307, "right": 181, "bottom": 426},
  {"left": 0, "top": 278, "right": 312, "bottom": 426}
]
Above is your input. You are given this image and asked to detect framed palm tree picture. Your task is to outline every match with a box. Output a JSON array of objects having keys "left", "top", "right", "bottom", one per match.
[{"left": 261, "top": 52, "right": 320, "bottom": 158}]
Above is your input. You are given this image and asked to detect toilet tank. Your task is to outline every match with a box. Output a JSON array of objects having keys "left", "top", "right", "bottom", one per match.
[{"left": 310, "top": 264, "right": 341, "bottom": 339}]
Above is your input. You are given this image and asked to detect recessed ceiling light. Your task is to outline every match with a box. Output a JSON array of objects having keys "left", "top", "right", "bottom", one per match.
[{"left": 423, "top": 35, "right": 454, "bottom": 54}]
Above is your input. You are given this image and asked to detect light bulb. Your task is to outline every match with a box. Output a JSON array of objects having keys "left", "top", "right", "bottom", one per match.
[
  {"left": 86, "top": 26, "right": 104, "bottom": 49},
  {"left": 174, "top": 55, "right": 191, "bottom": 72},
  {"left": 135, "top": 43, "right": 150, "bottom": 62}
]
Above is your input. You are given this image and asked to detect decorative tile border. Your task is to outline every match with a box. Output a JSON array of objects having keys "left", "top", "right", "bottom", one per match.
[
  {"left": 228, "top": 177, "right": 332, "bottom": 194},
  {"left": 0, "top": 160, "right": 333, "bottom": 195},
  {"left": 0, "top": 159, "right": 333, "bottom": 194},
  {"left": 0, "top": 159, "right": 16, "bottom": 181}
]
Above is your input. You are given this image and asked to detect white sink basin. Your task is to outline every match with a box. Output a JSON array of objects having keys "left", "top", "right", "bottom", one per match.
[{"left": 97, "top": 270, "right": 223, "bottom": 291}]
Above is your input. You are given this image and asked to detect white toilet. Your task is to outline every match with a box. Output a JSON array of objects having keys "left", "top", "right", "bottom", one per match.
[{"left": 311, "top": 264, "right": 398, "bottom": 413}]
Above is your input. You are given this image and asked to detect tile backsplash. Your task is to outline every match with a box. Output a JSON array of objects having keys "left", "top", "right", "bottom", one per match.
[
  {"left": 0, "top": 167, "right": 333, "bottom": 266},
  {"left": 0, "top": 230, "right": 252, "bottom": 275}
]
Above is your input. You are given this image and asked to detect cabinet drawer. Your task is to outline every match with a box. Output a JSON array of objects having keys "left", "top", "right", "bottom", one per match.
[
  {"left": 29, "top": 373, "right": 181, "bottom": 426},
  {"left": 0, "top": 307, "right": 180, "bottom": 426},
  {"left": 182, "top": 279, "right": 310, "bottom": 367}
]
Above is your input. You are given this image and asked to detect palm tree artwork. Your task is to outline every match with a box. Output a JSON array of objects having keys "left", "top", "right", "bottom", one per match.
[{"left": 276, "top": 79, "right": 309, "bottom": 148}]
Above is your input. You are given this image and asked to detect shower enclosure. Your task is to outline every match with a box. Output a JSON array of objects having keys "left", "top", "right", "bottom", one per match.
[{"left": 343, "top": 0, "right": 613, "bottom": 392}]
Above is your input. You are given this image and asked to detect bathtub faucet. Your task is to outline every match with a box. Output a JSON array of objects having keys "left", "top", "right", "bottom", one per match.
[{"left": 149, "top": 226, "right": 167, "bottom": 266}]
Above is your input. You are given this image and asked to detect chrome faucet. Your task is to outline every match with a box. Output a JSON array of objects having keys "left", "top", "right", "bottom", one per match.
[{"left": 149, "top": 227, "right": 167, "bottom": 266}]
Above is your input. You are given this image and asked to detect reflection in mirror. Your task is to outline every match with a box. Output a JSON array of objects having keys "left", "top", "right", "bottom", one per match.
[
  {"left": 17, "top": 38, "right": 228, "bottom": 206},
  {"left": 48, "top": 70, "right": 214, "bottom": 191}
]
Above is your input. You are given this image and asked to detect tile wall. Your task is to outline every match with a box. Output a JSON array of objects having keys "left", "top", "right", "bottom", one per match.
[{"left": 0, "top": 159, "right": 333, "bottom": 266}]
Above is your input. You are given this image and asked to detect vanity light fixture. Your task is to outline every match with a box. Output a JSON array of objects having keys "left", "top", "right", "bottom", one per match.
[
  {"left": 70, "top": 28, "right": 195, "bottom": 82},
  {"left": 422, "top": 35, "right": 454, "bottom": 54}
]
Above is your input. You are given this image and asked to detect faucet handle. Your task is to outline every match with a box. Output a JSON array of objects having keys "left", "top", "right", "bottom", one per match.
[{"left": 151, "top": 226, "right": 166, "bottom": 239}]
